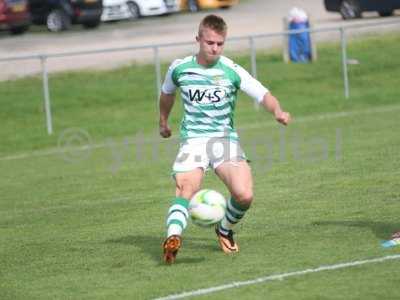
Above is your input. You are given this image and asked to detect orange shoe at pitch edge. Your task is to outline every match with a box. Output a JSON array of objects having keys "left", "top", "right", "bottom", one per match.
[
  {"left": 215, "top": 226, "right": 239, "bottom": 254},
  {"left": 163, "top": 235, "right": 182, "bottom": 264}
]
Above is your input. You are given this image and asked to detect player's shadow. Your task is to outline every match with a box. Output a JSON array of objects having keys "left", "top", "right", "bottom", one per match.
[
  {"left": 312, "top": 220, "right": 400, "bottom": 240},
  {"left": 107, "top": 234, "right": 219, "bottom": 265}
]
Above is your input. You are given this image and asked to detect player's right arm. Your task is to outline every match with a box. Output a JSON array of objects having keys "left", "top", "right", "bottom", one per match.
[
  {"left": 159, "top": 59, "right": 180, "bottom": 138},
  {"left": 159, "top": 92, "right": 175, "bottom": 138}
]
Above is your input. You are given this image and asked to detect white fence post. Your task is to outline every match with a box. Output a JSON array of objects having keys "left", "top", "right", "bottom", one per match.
[
  {"left": 249, "top": 36, "right": 260, "bottom": 110},
  {"left": 40, "top": 55, "right": 53, "bottom": 135},
  {"left": 154, "top": 46, "right": 162, "bottom": 105},
  {"left": 282, "top": 17, "right": 290, "bottom": 63},
  {"left": 249, "top": 36, "right": 257, "bottom": 79},
  {"left": 340, "top": 27, "right": 350, "bottom": 99},
  {"left": 309, "top": 19, "right": 318, "bottom": 62}
]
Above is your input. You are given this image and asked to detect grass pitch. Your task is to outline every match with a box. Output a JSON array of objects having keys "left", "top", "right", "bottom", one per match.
[{"left": 1, "top": 33, "right": 400, "bottom": 299}]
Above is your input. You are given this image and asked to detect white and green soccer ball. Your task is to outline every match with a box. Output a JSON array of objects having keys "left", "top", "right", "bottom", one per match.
[{"left": 189, "top": 189, "right": 227, "bottom": 227}]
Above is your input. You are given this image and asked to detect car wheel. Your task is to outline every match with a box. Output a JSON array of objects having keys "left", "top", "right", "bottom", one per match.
[
  {"left": 378, "top": 10, "right": 393, "bottom": 17},
  {"left": 127, "top": 1, "right": 140, "bottom": 20},
  {"left": 339, "top": 0, "right": 361, "bottom": 20},
  {"left": 47, "top": 9, "right": 71, "bottom": 32},
  {"left": 187, "top": 0, "right": 199, "bottom": 12}
]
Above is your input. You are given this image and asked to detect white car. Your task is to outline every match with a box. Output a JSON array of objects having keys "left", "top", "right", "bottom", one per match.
[{"left": 101, "top": 0, "right": 179, "bottom": 22}]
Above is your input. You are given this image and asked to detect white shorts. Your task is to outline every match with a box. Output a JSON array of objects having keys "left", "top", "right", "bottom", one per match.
[{"left": 172, "top": 137, "right": 247, "bottom": 174}]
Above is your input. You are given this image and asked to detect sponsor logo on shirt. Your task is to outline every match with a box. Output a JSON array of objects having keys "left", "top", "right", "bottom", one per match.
[{"left": 188, "top": 88, "right": 227, "bottom": 104}]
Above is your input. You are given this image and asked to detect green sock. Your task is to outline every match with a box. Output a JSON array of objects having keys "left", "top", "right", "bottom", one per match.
[
  {"left": 166, "top": 197, "right": 189, "bottom": 237},
  {"left": 219, "top": 197, "right": 249, "bottom": 235}
]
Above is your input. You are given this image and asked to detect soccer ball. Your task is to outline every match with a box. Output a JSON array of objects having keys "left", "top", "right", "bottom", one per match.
[{"left": 189, "top": 189, "right": 227, "bottom": 227}]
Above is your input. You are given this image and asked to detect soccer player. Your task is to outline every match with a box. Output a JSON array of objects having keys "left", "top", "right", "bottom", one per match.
[{"left": 159, "top": 14, "right": 291, "bottom": 264}]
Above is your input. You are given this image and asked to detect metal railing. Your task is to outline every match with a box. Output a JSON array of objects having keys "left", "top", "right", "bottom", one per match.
[{"left": 1, "top": 19, "right": 399, "bottom": 135}]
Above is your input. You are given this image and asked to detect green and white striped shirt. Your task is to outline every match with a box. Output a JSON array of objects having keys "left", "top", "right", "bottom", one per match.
[{"left": 162, "top": 55, "right": 269, "bottom": 140}]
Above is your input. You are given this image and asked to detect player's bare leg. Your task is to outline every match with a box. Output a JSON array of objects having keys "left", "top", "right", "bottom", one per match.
[{"left": 214, "top": 160, "right": 253, "bottom": 253}]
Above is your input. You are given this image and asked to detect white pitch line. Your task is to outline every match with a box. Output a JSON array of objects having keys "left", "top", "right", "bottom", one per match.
[
  {"left": 153, "top": 254, "right": 400, "bottom": 300},
  {"left": 1, "top": 104, "right": 400, "bottom": 162}
]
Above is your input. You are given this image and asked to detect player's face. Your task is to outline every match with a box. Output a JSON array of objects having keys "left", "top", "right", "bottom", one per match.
[{"left": 197, "top": 27, "right": 226, "bottom": 65}]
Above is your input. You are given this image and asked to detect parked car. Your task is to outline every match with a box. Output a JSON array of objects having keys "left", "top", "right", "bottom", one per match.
[
  {"left": 180, "top": 0, "right": 238, "bottom": 12},
  {"left": 0, "top": 0, "right": 30, "bottom": 34},
  {"left": 324, "top": 0, "right": 400, "bottom": 19},
  {"left": 101, "top": 0, "right": 179, "bottom": 22},
  {"left": 28, "top": 0, "right": 102, "bottom": 32}
]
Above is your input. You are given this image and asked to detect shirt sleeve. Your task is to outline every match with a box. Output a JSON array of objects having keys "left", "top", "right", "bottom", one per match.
[
  {"left": 161, "top": 59, "right": 181, "bottom": 95},
  {"left": 234, "top": 64, "right": 269, "bottom": 103}
]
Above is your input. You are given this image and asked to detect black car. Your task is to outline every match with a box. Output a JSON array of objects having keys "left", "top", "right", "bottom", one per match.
[
  {"left": 28, "top": 0, "right": 102, "bottom": 32},
  {"left": 324, "top": 0, "right": 400, "bottom": 19}
]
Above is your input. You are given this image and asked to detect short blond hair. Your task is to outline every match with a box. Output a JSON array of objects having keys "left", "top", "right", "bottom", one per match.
[{"left": 198, "top": 14, "right": 227, "bottom": 37}]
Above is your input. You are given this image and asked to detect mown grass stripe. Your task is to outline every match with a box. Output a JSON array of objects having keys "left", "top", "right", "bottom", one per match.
[{"left": 2, "top": 104, "right": 400, "bottom": 162}]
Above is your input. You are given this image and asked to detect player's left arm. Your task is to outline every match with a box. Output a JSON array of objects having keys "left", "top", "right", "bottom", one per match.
[
  {"left": 261, "top": 92, "right": 291, "bottom": 126},
  {"left": 234, "top": 63, "right": 291, "bottom": 126}
]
